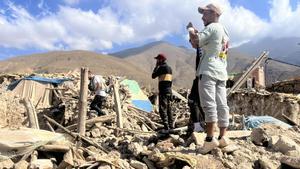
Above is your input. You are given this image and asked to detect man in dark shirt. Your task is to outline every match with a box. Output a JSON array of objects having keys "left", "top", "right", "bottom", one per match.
[
  {"left": 152, "top": 53, "right": 173, "bottom": 130},
  {"left": 188, "top": 47, "right": 205, "bottom": 133}
]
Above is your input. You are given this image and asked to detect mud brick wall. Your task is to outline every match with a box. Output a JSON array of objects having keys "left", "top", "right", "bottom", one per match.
[{"left": 228, "top": 91, "right": 300, "bottom": 124}]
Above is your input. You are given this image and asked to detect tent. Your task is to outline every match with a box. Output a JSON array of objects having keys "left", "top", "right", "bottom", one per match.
[
  {"left": 120, "top": 79, "right": 153, "bottom": 113},
  {"left": 8, "top": 76, "right": 71, "bottom": 108}
]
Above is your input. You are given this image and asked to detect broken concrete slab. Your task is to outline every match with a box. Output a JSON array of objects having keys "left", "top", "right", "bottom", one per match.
[
  {"left": 0, "top": 159, "right": 14, "bottom": 169},
  {"left": 14, "top": 160, "right": 29, "bottom": 169},
  {"left": 272, "top": 135, "right": 300, "bottom": 155},
  {"left": 130, "top": 160, "right": 147, "bottom": 169},
  {"left": 281, "top": 156, "right": 300, "bottom": 169}
]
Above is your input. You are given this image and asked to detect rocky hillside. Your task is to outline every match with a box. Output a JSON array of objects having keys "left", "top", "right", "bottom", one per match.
[
  {"left": 0, "top": 50, "right": 156, "bottom": 88},
  {"left": 111, "top": 41, "right": 253, "bottom": 88},
  {"left": 1, "top": 40, "right": 299, "bottom": 88}
]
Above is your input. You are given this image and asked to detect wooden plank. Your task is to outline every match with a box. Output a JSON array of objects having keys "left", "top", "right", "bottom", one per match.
[
  {"left": 22, "top": 98, "right": 39, "bottom": 129},
  {"left": 227, "top": 51, "right": 269, "bottom": 97},
  {"left": 43, "top": 115, "right": 109, "bottom": 153},
  {"left": 172, "top": 89, "right": 188, "bottom": 103},
  {"left": 38, "top": 145, "right": 70, "bottom": 153},
  {"left": 282, "top": 113, "right": 299, "bottom": 126},
  {"left": 65, "top": 114, "right": 116, "bottom": 130},
  {"left": 45, "top": 121, "right": 55, "bottom": 132},
  {"left": 29, "top": 99, "right": 39, "bottom": 129},
  {"left": 113, "top": 80, "right": 123, "bottom": 128},
  {"left": 78, "top": 67, "right": 89, "bottom": 135}
]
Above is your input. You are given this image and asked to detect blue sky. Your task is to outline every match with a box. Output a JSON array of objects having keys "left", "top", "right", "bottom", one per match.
[{"left": 0, "top": 0, "right": 299, "bottom": 60}]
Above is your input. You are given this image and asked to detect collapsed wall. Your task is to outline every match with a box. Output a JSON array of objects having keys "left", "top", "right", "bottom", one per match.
[
  {"left": 228, "top": 90, "right": 300, "bottom": 124},
  {"left": 0, "top": 91, "right": 26, "bottom": 128}
]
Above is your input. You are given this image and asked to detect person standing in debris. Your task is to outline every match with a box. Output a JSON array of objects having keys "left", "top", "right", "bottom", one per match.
[
  {"left": 88, "top": 71, "right": 107, "bottom": 116},
  {"left": 188, "top": 3, "right": 230, "bottom": 153},
  {"left": 152, "top": 54, "right": 173, "bottom": 130},
  {"left": 188, "top": 47, "right": 205, "bottom": 133}
]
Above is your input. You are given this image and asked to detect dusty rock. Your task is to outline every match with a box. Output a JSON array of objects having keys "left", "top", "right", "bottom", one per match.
[
  {"left": 221, "top": 144, "right": 239, "bottom": 153},
  {"left": 236, "top": 162, "right": 253, "bottom": 169},
  {"left": 148, "top": 149, "right": 165, "bottom": 162},
  {"left": 281, "top": 156, "right": 300, "bottom": 168},
  {"left": 91, "top": 128, "right": 101, "bottom": 138},
  {"left": 251, "top": 127, "right": 269, "bottom": 146},
  {"left": 194, "top": 155, "right": 225, "bottom": 169},
  {"left": 192, "top": 132, "right": 204, "bottom": 145},
  {"left": 223, "top": 160, "right": 235, "bottom": 169},
  {"left": 0, "top": 159, "right": 14, "bottom": 169},
  {"left": 98, "top": 164, "right": 112, "bottom": 169},
  {"left": 130, "top": 160, "right": 147, "bottom": 169},
  {"left": 156, "top": 139, "right": 175, "bottom": 152},
  {"left": 211, "top": 148, "right": 223, "bottom": 159},
  {"left": 128, "top": 142, "right": 144, "bottom": 156},
  {"left": 256, "top": 157, "right": 278, "bottom": 169},
  {"left": 189, "top": 142, "right": 196, "bottom": 150},
  {"left": 142, "top": 157, "right": 156, "bottom": 169},
  {"left": 29, "top": 159, "right": 54, "bottom": 169},
  {"left": 286, "top": 150, "right": 300, "bottom": 157},
  {"left": 272, "top": 135, "right": 300, "bottom": 155},
  {"left": 232, "top": 150, "right": 255, "bottom": 163},
  {"left": 118, "top": 159, "right": 132, "bottom": 169},
  {"left": 14, "top": 160, "right": 29, "bottom": 169},
  {"left": 0, "top": 91, "right": 26, "bottom": 128}
]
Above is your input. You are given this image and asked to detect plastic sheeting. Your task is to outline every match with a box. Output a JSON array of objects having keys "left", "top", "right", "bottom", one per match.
[
  {"left": 0, "top": 128, "right": 65, "bottom": 161},
  {"left": 8, "top": 76, "right": 71, "bottom": 90},
  {"left": 121, "top": 79, "right": 153, "bottom": 113},
  {"left": 244, "top": 116, "right": 292, "bottom": 129}
]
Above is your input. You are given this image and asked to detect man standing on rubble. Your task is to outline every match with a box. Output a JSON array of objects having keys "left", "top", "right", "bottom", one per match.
[
  {"left": 88, "top": 71, "right": 107, "bottom": 116},
  {"left": 188, "top": 3, "right": 230, "bottom": 154},
  {"left": 152, "top": 54, "right": 173, "bottom": 130},
  {"left": 188, "top": 47, "right": 205, "bottom": 133}
]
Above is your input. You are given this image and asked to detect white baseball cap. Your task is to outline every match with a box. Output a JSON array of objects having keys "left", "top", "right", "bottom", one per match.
[{"left": 198, "top": 3, "right": 222, "bottom": 16}]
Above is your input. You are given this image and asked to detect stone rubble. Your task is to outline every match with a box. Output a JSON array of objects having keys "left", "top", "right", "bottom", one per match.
[{"left": 0, "top": 72, "right": 299, "bottom": 169}]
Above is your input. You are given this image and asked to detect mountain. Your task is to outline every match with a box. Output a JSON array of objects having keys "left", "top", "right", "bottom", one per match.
[
  {"left": 235, "top": 37, "right": 300, "bottom": 65},
  {"left": 1, "top": 40, "right": 299, "bottom": 89},
  {"left": 235, "top": 37, "right": 300, "bottom": 84},
  {"left": 0, "top": 50, "right": 154, "bottom": 87},
  {"left": 111, "top": 41, "right": 253, "bottom": 88}
]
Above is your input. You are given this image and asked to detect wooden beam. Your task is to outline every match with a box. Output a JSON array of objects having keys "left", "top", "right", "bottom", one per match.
[
  {"left": 113, "top": 80, "right": 123, "bottom": 128},
  {"left": 43, "top": 115, "right": 108, "bottom": 153},
  {"left": 282, "top": 113, "right": 299, "bottom": 126},
  {"left": 172, "top": 89, "right": 188, "bottom": 103},
  {"left": 22, "top": 98, "right": 39, "bottom": 129},
  {"left": 45, "top": 121, "right": 55, "bottom": 132},
  {"left": 38, "top": 145, "right": 70, "bottom": 153},
  {"left": 78, "top": 67, "right": 89, "bottom": 135},
  {"left": 65, "top": 114, "right": 116, "bottom": 130}
]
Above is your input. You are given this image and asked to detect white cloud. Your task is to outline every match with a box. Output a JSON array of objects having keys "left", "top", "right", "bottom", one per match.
[
  {"left": 64, "top": 0, "right": 80, "bottom": 6},
  {"left": 267, "top": 0, "right": 300, "bottom": 38},
  {"left": 0, "top": 0, "right": 299, "bottom": 52}
]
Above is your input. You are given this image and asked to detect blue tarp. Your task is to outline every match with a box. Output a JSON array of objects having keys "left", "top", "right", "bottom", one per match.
[
  {"left": 23, "top": 76, "right": 71, "bottom": 84},
  {"left": 132, "top": 100, "right": 153, "bottom": 113},
  {"left": 244, "top": 116, "right": 292, "bottom": 129},
  {"left": 8, "top": 76, "right": 72, "bottom": 90}
]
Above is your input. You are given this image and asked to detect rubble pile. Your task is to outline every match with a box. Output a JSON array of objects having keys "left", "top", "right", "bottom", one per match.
[
  {"left": 0, "top": 91, "right": 26, "bottom": 128},
  {"left": 229, "top": 89, "right": 300, "bottom": 124},
  {"left": 0, "top": 72, "right": 300, "bottom": 169}
]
